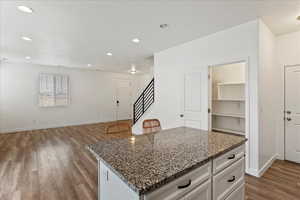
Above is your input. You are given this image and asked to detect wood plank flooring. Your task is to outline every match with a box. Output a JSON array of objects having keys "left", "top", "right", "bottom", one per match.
[
  {"left": 0, "top": 122, "right": 300, "bottom": 200},
  {"left": 245, "top": 160, "right": 300, "bottom": 200}
]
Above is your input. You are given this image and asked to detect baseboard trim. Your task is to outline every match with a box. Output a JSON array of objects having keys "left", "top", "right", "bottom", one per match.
[
  {"left": 258, "top": 154, "right": 278, "bottom": 177},
  {"left": 246, "top": 168, "right": 259, "bottom": 177},
  {"left": 246, "top": 154, "right": 278, "bottom": 177}
]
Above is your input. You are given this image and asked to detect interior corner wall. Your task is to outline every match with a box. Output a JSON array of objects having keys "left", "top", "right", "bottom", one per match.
[
  {"left": 133, "top": 20, "right": 260, "bottom": 174},
  {"left": 258, "top": 20, "right": 278, "bottom": 172},
  {"left": 276, "top": 30, "right": 300, "bottom": 160},
  {"left": 0, "top": 62, "right": 144, "bottom": 133}
]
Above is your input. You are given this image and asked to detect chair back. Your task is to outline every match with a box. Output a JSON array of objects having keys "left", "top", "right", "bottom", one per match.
[{"left": 143, "top": 119, "right": 161, "bottom": 134}]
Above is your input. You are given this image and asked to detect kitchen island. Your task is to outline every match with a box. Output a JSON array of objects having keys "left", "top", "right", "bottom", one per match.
[{"left": 88, "top": 127, "right": 247, "bottom": 200}]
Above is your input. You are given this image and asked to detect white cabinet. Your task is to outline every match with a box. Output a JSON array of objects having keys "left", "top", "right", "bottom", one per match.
[
  {"left": 183, "top": 180, "right": 211, "bottom": 200},
  {"left": 99, "top": 162, "right": 139, "bottom": 200},
  {"left": 145, "top": 162, "right": 211, "bottom": 200},
  {"left": 224, "top": 184, "right": 244, "bottom": 200},
  {"left": 213, "top": 157, "right": 245, "bottom": 200},
  {"left": 213, "top": 145, "right": 245, "bottom": 174}
]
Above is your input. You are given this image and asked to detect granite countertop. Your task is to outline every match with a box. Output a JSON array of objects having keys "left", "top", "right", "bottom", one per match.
[{"left": 87, "top": 127, "right": 247, "bottom": 195}]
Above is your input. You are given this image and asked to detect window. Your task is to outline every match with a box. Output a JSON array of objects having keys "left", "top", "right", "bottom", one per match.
[{"left": 39, "top": 73, "right": 69, "bottom": 107}]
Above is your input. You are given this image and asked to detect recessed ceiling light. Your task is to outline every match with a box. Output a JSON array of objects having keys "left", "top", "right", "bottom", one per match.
[
  {"left": 106, "top": 52, "right": 112, "bottom": 56},
  {"left": 17, "top": 6, "right": 34, "bottom": 13},
  {"left": 25, "top": 56, "right": 31, "bottom": 60},
  {"left": 160, "top": 24, "right": 169, "bottom": 29},
  {"left": 132, "top": 38, "right": 140, "bottom": 43},
  {"left": 21, "top": 36, "right": 32, "bottom": 41},
  {"left": 87, "top": 64, "right": 92, "bottom": 67},
  {"left": 130, "top": 64, "right": 137, "bottom": 74}
]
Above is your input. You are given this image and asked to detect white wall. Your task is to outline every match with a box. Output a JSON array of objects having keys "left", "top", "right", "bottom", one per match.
[
  {"left": 258, "top": 20, "right": 278, "bottom": 173},
  {"left": 133, "top": 20, "right": 260, "bottom": 174},
  {"left": 0, "top": 62, "right": 146, "bottom": 133},
  {"left": 276, "top": 30, "right": 300, "bottom": 159},
  {"left": 134, "top": 69, "right": 153, "bottom": 100}
]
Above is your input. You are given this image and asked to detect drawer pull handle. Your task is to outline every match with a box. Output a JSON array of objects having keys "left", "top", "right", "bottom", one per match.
[
  {"left": 177, "top": 180, "right": 192, "bottom": 189},
  {"left": 227, "top": 176, "right": 236, "bottom": 183},
  {"left": 227, "top": 154, "right": 236, "bottom": 160}
]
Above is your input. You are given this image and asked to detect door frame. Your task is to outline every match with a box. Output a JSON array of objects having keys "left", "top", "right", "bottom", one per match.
[
  {"left": 207, "top": 58, "right": 250, "bottom": 172},
  {"left": 283, "top": 64, "right": 300, "bottom": 161}
]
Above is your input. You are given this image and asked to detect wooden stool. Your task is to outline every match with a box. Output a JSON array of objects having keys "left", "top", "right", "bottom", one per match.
[
  {"left": 143, "top": 119, "right": 161, "bottom": 134},
  {"left": 105, "top": 122, "right": 131, "bottom": 134}
]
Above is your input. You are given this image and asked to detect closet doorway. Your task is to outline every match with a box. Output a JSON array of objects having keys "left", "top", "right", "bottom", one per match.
[
  {"left": 208, "top": 60, "right": 249, "bottom": 170},
  {"left": 208, "top": 61, "right": 248, "bottom": 136}
]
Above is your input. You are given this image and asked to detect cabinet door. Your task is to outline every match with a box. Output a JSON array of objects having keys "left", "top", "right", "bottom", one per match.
[
  {"left": 183, "top": 180, "right": 211, "bottom": 200},
  {"left": 225, "top": 184, "right": 244, "bottom": 200},
  {"left": 100, "top": 162, "right": 139, "bottom": 200}
]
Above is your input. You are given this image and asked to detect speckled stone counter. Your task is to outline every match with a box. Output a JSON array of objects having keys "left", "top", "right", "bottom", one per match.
[{"left": 87, "top": 127, "right": 246, "bottom": 196}]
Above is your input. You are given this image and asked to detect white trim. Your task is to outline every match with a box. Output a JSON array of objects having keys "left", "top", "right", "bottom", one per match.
[
  {"left": 245, "top": 168, "right": 259, "bottom": 177},
  {"left": 246, "top": 154, "right": 278, "bottom": 177},
  {"left": 259, "top": 154, "right": 278, "bottom": 177}
]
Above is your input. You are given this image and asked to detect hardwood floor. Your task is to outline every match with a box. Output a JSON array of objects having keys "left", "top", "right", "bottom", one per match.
[
  {"left": 0, "top": 121, "right": 132, "bottom": 200},
  {"left": 0, "top": 122, "right": 300, "bottom": 200},
  {"left": 245, "top": 160, "right": 300, "bottom": 200}
]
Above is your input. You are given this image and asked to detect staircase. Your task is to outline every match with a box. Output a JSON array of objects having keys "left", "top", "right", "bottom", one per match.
[{"left": 133, "top": 78, "right": 154, "bottom": 124}]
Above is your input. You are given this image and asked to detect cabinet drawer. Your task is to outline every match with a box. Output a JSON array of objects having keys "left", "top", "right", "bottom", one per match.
[
  {"left": 225, "top": 184, "right": 244, "bottom": 200},
  {"left": 213, "top": 145, "right": 245, "bottom": 174},
  {"left": 183, "top": 180, "right": 211, "bottom": 200},
  {"left": 145, "top": 162, "right": 211, "bottom": 200},
  {"left": 213, "top": 157, "right": 245, "bottom": 200}
]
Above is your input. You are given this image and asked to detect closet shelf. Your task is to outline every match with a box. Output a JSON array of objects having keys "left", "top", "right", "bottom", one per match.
[
  {"left": 217, "top": 82, "right": 245, "bottom": 86},
  {"left": 212, "top": 113, "right": 245, "bottom": 119},
  {"left": 212, "top": 128, "right": 245, "bottom": 135},
  {"left": 212, "top": 99, "right": 245, "bottom": 102}
]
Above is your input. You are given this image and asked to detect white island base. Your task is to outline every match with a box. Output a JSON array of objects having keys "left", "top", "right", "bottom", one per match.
[{"left": 98, "top": 144, "right": 245, "bottom": 200}]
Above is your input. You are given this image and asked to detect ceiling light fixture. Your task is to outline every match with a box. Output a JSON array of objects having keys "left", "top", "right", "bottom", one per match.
[
  {"left": 21, "top": 36, "right": 32, "bottom": 41},
  {"left": 132, "top": 38, "right": 140, "bottom": 43},
  {"left": 106, "top": 52, "right": 112, "bottom": 56},
  {"left": 87, "top": 64, "right": 92, "bottom": 67},
  {"left": 25, "top": 56, "right": 31, "bottom": 60},
  {"left": 130, "top": 64, "right": 137, "bottom": 74},
  {"left": 160, "top": 24, "right": 169, "bottom": 29},
  {"left": 17, "top": 6, "right": 34, "bottom": 13}
]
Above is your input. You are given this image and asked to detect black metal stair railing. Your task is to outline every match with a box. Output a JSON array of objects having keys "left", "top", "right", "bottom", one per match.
[{"left": 133, "top": 78, "right": 154, "bottom": 124}]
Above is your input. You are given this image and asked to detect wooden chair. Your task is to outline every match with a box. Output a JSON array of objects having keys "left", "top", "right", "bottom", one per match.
[
  {"left": 143, "top": 119, "right": 161, "bottom": 134},
  {"left": 105, "top": 122, "right": 131, "bottom": 134}
]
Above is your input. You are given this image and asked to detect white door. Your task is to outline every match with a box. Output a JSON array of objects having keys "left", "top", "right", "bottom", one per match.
[
  {"left": 285, "top": 65, "right": 300, "bottom": 163},
  {"left": 182, "top": 68, "right": 208, "bottom": 130},
  {"left": 115, "top": 79, "right": 132, "bottom": 121}
]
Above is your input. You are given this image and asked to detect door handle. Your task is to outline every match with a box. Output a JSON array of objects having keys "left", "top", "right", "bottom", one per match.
[
  {"left": 227, "top": 154, "right": 236, "bottom": 160},
  {"left": 286, "top": 111, "right": 291, "bottom": 114},
  {"left": 177, "top": 180, "right": 192, "bottom": 189},
  {"left": 227, "top": 176, "right": 236, "bottom": 183},
  {"left": 287, "top": 117, "right": 292, "bottom": 121}
]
